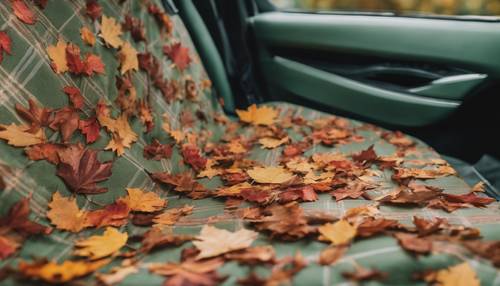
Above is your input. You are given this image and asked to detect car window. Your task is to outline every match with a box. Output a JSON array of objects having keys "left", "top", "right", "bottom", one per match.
[{"left": 269, "top": 0, "right": 500, "bottom": 17}]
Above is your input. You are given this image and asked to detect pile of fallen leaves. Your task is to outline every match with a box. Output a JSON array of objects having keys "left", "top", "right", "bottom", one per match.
[{"left": 0, "top": 1, "right": 498, "bottom": 285}]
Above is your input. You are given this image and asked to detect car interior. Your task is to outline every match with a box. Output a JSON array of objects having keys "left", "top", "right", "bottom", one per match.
[{"left": 0, "top": 0, "right": 499, "bottom": 285}]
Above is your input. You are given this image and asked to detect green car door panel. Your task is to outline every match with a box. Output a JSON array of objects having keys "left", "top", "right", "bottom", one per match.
[
  {"left": 264, "top": 56, "right": 459, "bottom": 126},
  {"left": 250, "top": 12, "right": 500, "bottom": 126}
]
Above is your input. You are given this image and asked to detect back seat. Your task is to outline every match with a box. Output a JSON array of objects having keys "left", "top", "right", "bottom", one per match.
[{"left": 0, "top": 1, "right": 499, "bottom": 285}]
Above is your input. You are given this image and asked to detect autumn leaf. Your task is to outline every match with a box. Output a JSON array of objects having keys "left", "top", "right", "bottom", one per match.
[
  {"left": 342, "top": 264, "right": 387, "bottom": 282},
  {"left": 86, "top": 0, "right": 102, "bottom": 21},
  {"left": 123, "top": 14, "right": 146, "bottom": 42},
  {"left": 143, "top": 139, "right": 172, "bottom": 160},
  {"left": 47, "top": 192, "right": 87, "bottom": 232},
  {"left": 163, "top": 42, "right": 191, "bottom": 71},
  {"left": 56, "top": 144, "right": 113, "bottom": 194},
  {"left": 121, "top": 188, "right": 166, "bottom": 212},
  {"left": 119, "top": 42, "right": 138, "bottom": 74},
  {"left": 63, "top": 86, "right": 85, "bottom": 109},
  {"left": 46, "top": 39, "right": 68, "bottom": 73},
  {"left": 318, "top": 220, "right": 356, "bottom": 246},
  {"left": 0, "top": 31, "right": 12, "bottom": 64},
  {"left": 96, "top": 265, "right": 139, "bottom": 286},
  {"left": 48, "top": 107, "right": 79, "bottom": 142},
  {"left": 0, "top": 124, "right": 45, "bottom": 147},
  {"left": 394, "top": 233, "right": 432, "bottom": 255},
  {"left": 152, "top": 205, "right": 193, "bottom": 226},
  {"left": 83, "top": 53, "right": 105, "bottom": 75},
  {"left": 14, "top": 99, "right": 53, "bottom": 132},
  {"left": 79, "top": 116, "right": 101, "bottom": 144},
  {"left": 279, "top": 185, "right": 318, "bottom": 203},
  {"left": 100, "top": 114, "right": 138, "bottom": 156},
  {"left": 318, "top": 245, "right": 348, "bottom": 265},
  {"left": 11, "top": 0, "right": 36, "bottom": 25},
  {"left": 66, "top": 42, "right": 85, "bottom": 74},
  {"left": 236, "top": 104, "right": 279, "bottom": 126},
  {"left": 141, "top": 227, "right": 193, "bottom": 253},
  {"left": 99, "top": 15, "right": 124, "bottom": 48},
  {"left": 80, "top": 26, "right": 95, "bottom": 46},
  {"left": 19, "top": 258, "right": 110, "bottom": 283},
  {"left": 74, "top": 227, "right": 128, "bottom": 260},
  {"left": 259, "top": 136, "right": 289, "bottom": 149},
  {"left": 423, "top": 262, "right": 479, "bottom": 286},
  {"left": 193, "top": 225, "right": 258, "bottom": 259},
  {"left": 85, "top": 200, "right": 130, "bottom": 228},
  {"left": 182, "top": 144, "right": 207, "bottom": 172},
  {"left": 152, "top": 171, "right": 208, "bottom": 199},
  {"left": 225, "top": 245, "right": 276, "bottom": 265},
  {"left": 247, "top": 166, "right": 295, "bottom": 184}
]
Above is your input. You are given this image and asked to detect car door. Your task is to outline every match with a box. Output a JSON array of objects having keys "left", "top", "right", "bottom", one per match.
[{"left": 247, "top": 0, "right": 500, "bottom": 162}]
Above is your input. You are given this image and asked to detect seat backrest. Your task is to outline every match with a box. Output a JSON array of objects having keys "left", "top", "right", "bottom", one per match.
[{"left": 0, "top": 0, "right": 224, "bottom": 206}]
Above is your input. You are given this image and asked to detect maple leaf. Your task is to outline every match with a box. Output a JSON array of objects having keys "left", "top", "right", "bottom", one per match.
[
  {"left": 74, "top": 227, "right": 128, "bottom": 260},
  {"left": 15, "top": 98, "right": 51, "bottom": 131},
  {"left": 279, "top": 185, "right": 318, "bottom": 203},
  {"left": 66, "top": 42, "right": 85, "bottom": 74},
  {"left": 121, "top": 188, "right": 166, "bottom": 212},
  {"left": 63, "top": 86, "right": 85, "bottom": 109},
  {"left": 123, "top": 14, "right": 146, "bottom": 42},
  {"left": 96, "top": 265, "right": 139, "bottom": 286},
  {"left": 236, "top": 104, "right": 279, "bottom": 126},
  {"left": 356, "top": 217, "right": 400, "bottom": 238},
  {"left": 80, "top": 26, "right": 95, "bottom": 46},
  {"left": 56, "top": 144, "right": 113, "bottom": 194},
  {"left": 351, "top": 145, "right": 378, "bottom": 166},
  {"left": 393, "top": 233, "right": 432, "bottom": 255},
  {"left": 100, "top": 114, "right": 138, "bottom": 156},
  {"left": 48, "top": 107, "right": 79, "bottom": 142},
  {"left": 149, "top": 255, "right": 225, "bottom": 286},
  {"left": 392, "top": 166, "right": 456, "bottom": 181},
  {"left": 99, "top": 15, "right": 124, "bottom": 49},
  {"left": 247, "top": 166, "right": 295, "bottom": 184},
  {"left": 152, "top": 171, "right": 208, "bottom": 199},
  {"left": 259, "top": 136, "right": 289, "bottom": 149},
  {"left": 442, "top": 192, "right": 495, "bottom": 208},
  {"left": 18, "top": 258, "right": 110, "bottom": 283},
  {"left": 138, "top": 99, "right": 154, "bottom": 132},
  {"left": 240, "top": 187, "right": 274, "bottom": 204},
  {"left": 193, "top": 225, "right": 258, "bottom": 259},
  {"left": 182, "top": 144, "right": 207, "bottom": 172},
  {"left": 83, "top": 53, "right": 105, "bottom": 75},
  {"left": 11, "top": 0, "right": 36, "bottom": 25},
  {"left": 0, "top": 31, "right": 12, "bottom": 64},
  {"left": 331, "top": 182, "right": 367, "bottom": 201},
  {"left": 463, "top": 240, "right": 500, "bottom": 267},
  {"left": 0, "top": 235, "right": 19, "bottom": 260},
  {"left": 78, "top": 116, "right": 101, "bottom": 144},
  {"left": 342, "top": 264, "right": 387, "bottom": 282},
  {"left": 0, "top": 124, "right": 45, "bottom": 147},
  {"left": 225, "top": 245, "right": 276, "bottom": 265},
  {"left": 118, "top": 42, "right": 138, "bottom": 74},
  {"left": 143, "top": 139, "right": 173, "bottom": 160},
  {"left": 252, "top": 202, "right": 313, "bottom": 240},
  {"left": 46, "top": 39, "right": 68, "bottom": 73},
  {"left": 318, "top": 245, "right": 348, "bottom": 265},
  {"left": 141, "top": 227, "right": 193, "bottom": 253},
  {"left": 152, "top": 205, "right": 194, "bottom": 226},
  {"left": 318, "top": 220, "right": 356, "bottom": 246},
  {"left": 163, "top": 42, "right": 192, "bottom": 71},
  {"left": 86, "top": 0, "right": 102, "bottom": 21},
  {"left": 378, "top": 183, "right": 442, "bottom": 205},
  {"left": 46, "top": 192, "right": 87, "bottom": 232},
  {"left": 413, "top": 216, "right": 448, "bottom": 237},
  {"left": 85, "top": 200, "right": 130, "bottom": 228},
  {"left": 423, "top": 262, "right": 479, "bottom": 286}
]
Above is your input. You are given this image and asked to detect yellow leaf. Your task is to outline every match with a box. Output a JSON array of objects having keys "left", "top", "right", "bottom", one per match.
[
  {"left": 215, "top": 182, "right": 253, "bottom": 197},
  {"left": 80, "top": 26, "right": 95, "bottom": 46},
  {"left": 101, "top": 114, "right": 138, "bottom": 156},
  {"left": 153, "top": 205, "right": 194, "bottom": 226},
  {"left": 303, "top": 171, "right": 334, "bottom": 184},
  {"left": 247, "top": 166, "right": 295, "bottom": 184},
  {"left": 46, "top": 39, "right": 68, "bottom": 73},
  {"left": 0, "top": 124, "right": 45, "bottom": 147},
  {"left": 99, "top": 16, "right": 124, "bottom": 49},
  {"left": 228, "top": 140, "right": 247, "bottom": 154},
  {"left": 162, "top": 119, "right": 184, "bottom": 143},
  {"left": 318, "top": 220, "right": 356, "bottom": 245},
  {"left": 193, "top": 225, "right": 258, "bottom": 259},
  {"left": 118, "top": 42, "right": 138, "bottom": 74},
  {"left": 121, "top": 188, "right": 166, "bottom": 212},
  {"left": 236, "top": 104, "right": 278, "bottom": 126},
  {"left": 47, "top": 192, "right": 87, "bottom": 232},
  {"left": 285, "top": 157, "right": 315, "bottom": 174},
  {"left": 19, "top": 259, "right": 110, "bottom": 283},
  {"left": 74, "top": 227, "right": 128, "bottom": 260},
  {"left": 258, "top": 136, "right": 289, "bottom": 149},
  {"left": 197, "top": 168, "right": 222, "bottom": 179},
  {"left": 429, "top": 262, "right": 480, "bottom": 286}
]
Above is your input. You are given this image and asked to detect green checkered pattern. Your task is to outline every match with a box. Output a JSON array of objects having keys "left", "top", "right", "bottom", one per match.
[{"left": 0, "top": 1, "right": 499, "bottom": 285}]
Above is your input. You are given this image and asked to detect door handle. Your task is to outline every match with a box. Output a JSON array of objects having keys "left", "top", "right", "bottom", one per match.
[{"left": 409, "top": 73, "right": 487, "bottom": 101}]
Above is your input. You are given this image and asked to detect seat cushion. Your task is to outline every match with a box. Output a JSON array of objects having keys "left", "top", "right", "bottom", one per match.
[{"left": 0, "top": 1, "right": 499, "bottom": 285}]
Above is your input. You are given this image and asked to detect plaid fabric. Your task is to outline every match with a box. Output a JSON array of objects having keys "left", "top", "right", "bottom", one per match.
[{"left": 0, "top": 1, "right": 499, "bottom": 285}]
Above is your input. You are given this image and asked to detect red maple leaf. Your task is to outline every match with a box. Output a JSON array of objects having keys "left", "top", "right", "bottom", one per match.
[
  {"left": 25, "top": 143, "right": 66, "bottom": 164},
  {"left": 78, "top": 116, "right": 101, "bottom": 144},
  {"left": 66, "top": 43, "right": 85, "bottom": 74},
  {"left": 63, "top": 86, "right": 84, "bottom": 109},
  {"left": 56, "top": 144, "right": 113, "bottom": 194},
  {"left": 83, "top": 53, "right": 105, "bottom": 76},
  {"left": 11, "top": 0, "right": 36, "bottom": 25},
  {"left": 181, "top": 144, "right": 207, "bottom": 172},
  {"left": 163, "top": 43, "right": 191, "bottom": 71},
  {"left": 0, "top": 31, "right": 12, "bottom": 64},
  {"left": 85, "top": 0, "right": 102, "bottom": 21},
  {"left": 144, "top": 139, "right": 173, "bottom": 161},
  {"left": 48, "top": 107, "right": 79, "bottom": 142},
  {"left": 15, "top": 99, "right": 52, "bottom": 133}
]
